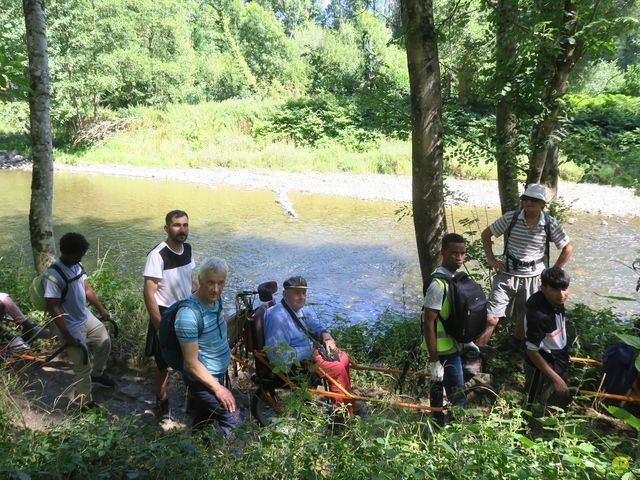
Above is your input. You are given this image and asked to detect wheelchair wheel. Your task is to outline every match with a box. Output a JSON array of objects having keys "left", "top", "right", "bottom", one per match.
[
  {"left": 465, "top": 382, "right": 498, "bottom": 408},
  {"left": 251, "top": 387, "right": 283, "bottom": 427}
]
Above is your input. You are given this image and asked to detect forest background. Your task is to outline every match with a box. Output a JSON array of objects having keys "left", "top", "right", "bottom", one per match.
[{"left": 1, "top": 0, "right": 639, "bottom": 189}]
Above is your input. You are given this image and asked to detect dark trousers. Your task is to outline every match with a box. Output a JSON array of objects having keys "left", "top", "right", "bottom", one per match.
[
  {"left": 430, "top": 352, "right": 466, "bottom": 424},
  {"left": 145, "top": 306, "right": 168, "bottom": 370},
  {"left": 185, "top": 377, "right": 241, "bottom": 436},
  {"left": 524, "top": 355, "right": 570, "bottom": 416}
]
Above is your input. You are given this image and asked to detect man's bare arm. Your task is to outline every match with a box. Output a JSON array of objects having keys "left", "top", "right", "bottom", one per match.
[
  {"left": 181, "top": 341, "right": 236, "bottom": 412},
  {"left": 46, "top": 298, "right": 80, "bottom": 346},
  {"left": 481, "top": 227, "right": 505, "bottom": 272},
  {"left": 553, "top": 241, "right": 574, "bottom": 269},
  {"left": 526, "top": 349, "right": 569, "bottom": 396},
  {"left": 84, "top": 280, "right": 109, "bottom": 321}
]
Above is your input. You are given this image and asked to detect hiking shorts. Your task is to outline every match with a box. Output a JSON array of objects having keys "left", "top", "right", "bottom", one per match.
[
  {"left": 145, "top": 306, "right": 168, "bottom": 370},
  {"left": 487, "top": 273, "right": 540, "bottom": 318}
]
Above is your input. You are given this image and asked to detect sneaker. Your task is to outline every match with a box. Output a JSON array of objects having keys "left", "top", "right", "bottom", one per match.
[
  {"left": 156, "top": 398, "right": 171, "bottom": 422},
  {"left": 1, "top": 335, "right": 31, "bottom": 353},
  {"left": 20, "top": 319, "right": 51, "bottom": 343},
  {"left": 91, "top": 372, "right": 116, "bottom": 388},
  {"left": 462, "top": 347, "right": 483, "bottom": 377}
]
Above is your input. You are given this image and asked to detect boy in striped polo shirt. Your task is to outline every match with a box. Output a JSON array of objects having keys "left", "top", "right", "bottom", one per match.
[{"left": 476, "top": 184, "right": 573, "bottom": 348}]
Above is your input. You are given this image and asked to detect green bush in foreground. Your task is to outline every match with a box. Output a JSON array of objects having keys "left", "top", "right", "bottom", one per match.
[{"left": 0, "top": 401, "right": 637, "bottom": 479}]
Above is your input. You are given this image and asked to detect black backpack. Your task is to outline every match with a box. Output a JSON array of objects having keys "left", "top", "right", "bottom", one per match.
[
  {"left": 158, "top": 298, "right": 209, "bottom": 372},
  {"left": 602, "top": 342, "right": 638, "bottom": 395},
  {"left": 425, "top": 271, "right": 487, "bottom": 343}
]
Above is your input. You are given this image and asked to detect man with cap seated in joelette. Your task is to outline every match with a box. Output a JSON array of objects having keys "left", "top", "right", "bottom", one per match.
[
  {"left": 476, "top": 183, "right": 574, "bottom": 350},
  {"left": 263, "top": 276, "right": 353, "bottom": 414}
]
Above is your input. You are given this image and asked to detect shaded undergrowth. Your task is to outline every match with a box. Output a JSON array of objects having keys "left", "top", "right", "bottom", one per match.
[{"left": 1, "top": 259, "right": 639, "bottom": 479}]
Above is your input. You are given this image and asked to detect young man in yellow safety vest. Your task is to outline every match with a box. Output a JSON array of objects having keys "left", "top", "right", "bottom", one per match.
[{"left": 423, "top": 233, "right": 477, "bottom": 424}]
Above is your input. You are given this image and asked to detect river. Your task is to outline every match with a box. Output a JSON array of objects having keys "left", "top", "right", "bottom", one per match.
[{"left": 1, "top": 170, "right": 638, "bottom": 323}]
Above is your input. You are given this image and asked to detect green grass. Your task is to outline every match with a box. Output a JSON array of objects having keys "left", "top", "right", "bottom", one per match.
[{"left": 1, "top": 98, "right": 590, "bottom": 181}]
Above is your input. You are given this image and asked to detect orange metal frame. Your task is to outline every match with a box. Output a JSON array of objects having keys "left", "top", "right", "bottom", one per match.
[
  {"left": 232, "top": 351, "right": 444, "bottom": 412},
  {"left": 571, "top": 356, "right": 640, "bottom": 403}
]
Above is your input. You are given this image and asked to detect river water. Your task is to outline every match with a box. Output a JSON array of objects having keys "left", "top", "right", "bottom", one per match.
[{"left": 1, "top": 170, "right": 638, "bottom": 323}]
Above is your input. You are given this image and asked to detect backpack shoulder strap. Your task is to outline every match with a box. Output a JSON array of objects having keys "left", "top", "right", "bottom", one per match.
[
  {"left": 281, "top": 299, "right": 321, "bottom": 348},
  {"left": 503, "top": 209, "right": 521, "bottom": 255},
  {"left": 431, "top": 274, "right": 451, "bottom": 321},
  {"left": 543, "top": 212, "right": 551, "bottom": 266},
  {"left": 49, "top": 263, "right": 73, "bottom": 302},
  {"left": 503, "top": 209, "right": 522, "bottom": 272},
  {"left": 49, "top": 263, "right": 68, "bottom": 283},
  {"left": 179, "top": 298, "right": 205, "bottom": 336}
]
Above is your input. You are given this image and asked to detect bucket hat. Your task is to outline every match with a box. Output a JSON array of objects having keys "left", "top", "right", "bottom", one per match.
[{"left": 521, "top": 183, "right": 547, "bottom": 203}]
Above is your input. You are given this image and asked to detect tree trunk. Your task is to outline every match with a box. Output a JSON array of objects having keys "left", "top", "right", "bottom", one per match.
[
  {"left": 23, "top": 0, "right": 56, "bottom": 273},
  {"left": 527, "top": 0, "right": 582, "bottom": 185},
  {"left": 540, "top": 144, "right": 559, "bottom": 201},
  {"left": 401, "top": 0, "right": 446, "bottom": 289},
  {"left": 495, "top": 0, "right": 520, "bottom": 213}
]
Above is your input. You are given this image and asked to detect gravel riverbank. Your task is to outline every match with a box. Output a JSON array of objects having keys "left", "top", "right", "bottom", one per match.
[{"left": 12, "top": 160, "right": 640, "bottom": 217}]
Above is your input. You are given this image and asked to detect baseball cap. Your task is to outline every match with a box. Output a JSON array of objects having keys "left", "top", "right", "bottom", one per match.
[{"left": 283, "top": 276, "right": 308, "bottom": 290}]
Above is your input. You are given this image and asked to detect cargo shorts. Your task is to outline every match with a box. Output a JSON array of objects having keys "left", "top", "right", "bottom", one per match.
[{"left": 486, "top": 272, "right": 541, "bottom": 318}]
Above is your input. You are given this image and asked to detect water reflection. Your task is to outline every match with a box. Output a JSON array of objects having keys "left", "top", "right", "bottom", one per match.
[{"left": 0, "top": 170, "right": 638, "bottom": 323}]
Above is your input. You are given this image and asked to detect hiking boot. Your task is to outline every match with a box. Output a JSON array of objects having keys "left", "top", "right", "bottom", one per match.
[
  {"left": 462, "top": 346, "right": 483, "bottom": 378},
  {"left": 156, "top": 398, "right": 171, "bottom": 423},
  {"left": 91, "top": 372, "right": 116, "bottom": 388},
  {"left": 20, "top": 319, "right": 51, "bottom": 343}
]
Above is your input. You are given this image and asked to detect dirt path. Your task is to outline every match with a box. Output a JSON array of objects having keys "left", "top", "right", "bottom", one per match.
[{"left": 7, "top": 350, "right": 254, "bottom": 432}]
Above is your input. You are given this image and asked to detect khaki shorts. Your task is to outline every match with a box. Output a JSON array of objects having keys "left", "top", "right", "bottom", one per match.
[{"left": 486, "top": 273, "right": 540, "bottom": 318}]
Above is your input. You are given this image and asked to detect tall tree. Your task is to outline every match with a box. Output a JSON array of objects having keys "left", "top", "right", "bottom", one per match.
[
  {"left": 494, "top": 0, "right": 520, "bottom": 212},
  {"left": 23, "top": 0, "right": 56, "bottom": 273},
  {"left": 401, "top": 0, "right": 446, "bottom": 288},
  {"left": 526, "top": 0, "right": 582, "bottom": 194}
]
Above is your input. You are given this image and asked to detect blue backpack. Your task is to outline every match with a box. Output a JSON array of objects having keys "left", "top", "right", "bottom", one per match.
[
  {"left": 603, "top": 342, "right": 638, "bottom": 395},
  {"left": 158, "top": 298, "right": 208, "bottom": 372}
]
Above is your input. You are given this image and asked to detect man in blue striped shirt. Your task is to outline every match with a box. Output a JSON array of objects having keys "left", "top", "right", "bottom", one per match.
[
  {"left": 175, "top": 257, "right": 240, "bottom": 436},
  {"left": 477, "top": 184, "right": 573, "bottom": 348}
]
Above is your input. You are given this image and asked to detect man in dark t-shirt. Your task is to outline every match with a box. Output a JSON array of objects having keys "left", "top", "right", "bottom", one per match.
[{"left": 523, "top": 267, "right": 571, "bottom": 416}]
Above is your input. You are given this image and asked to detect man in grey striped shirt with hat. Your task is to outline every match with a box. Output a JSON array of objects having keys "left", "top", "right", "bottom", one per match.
[{"left": 476, "top": 183, "right": 574, "bottom": 349}]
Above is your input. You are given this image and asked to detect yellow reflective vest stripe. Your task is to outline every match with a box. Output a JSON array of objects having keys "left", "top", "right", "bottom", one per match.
[{"left": 434, "top": 278, "right": 457, "bottom": 355}]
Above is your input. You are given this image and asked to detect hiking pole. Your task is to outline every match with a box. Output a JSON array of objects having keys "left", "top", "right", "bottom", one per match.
[
  {"left": 13, "top": 341, "right": 89, "bottom": 366},
  {"left": 395, "top": 340, "right": 420, "bottom": 395},
  {"left": 105, "top": 317, "right": 119, "bottom": 339},
  {"left": 47, "top": 341, "right": 88, "bottom": 365},
  {"left": 43, "top": 343, "right": 68, "bottom": 363}
]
